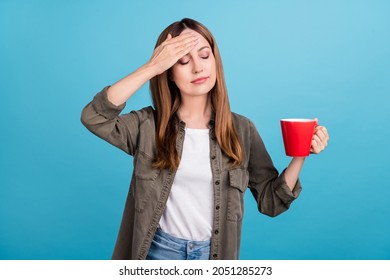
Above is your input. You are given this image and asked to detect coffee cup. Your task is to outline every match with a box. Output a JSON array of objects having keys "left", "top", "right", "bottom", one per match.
[{"left": 280, "top": 118, "right": 317, "bottom": 157}]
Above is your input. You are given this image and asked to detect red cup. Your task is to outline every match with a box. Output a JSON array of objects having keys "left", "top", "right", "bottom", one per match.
[{"left": 280, "top": 118, "right": 317, "bottom": 157}]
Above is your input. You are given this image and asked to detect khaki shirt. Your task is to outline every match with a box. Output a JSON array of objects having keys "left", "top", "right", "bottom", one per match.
[{"left": 81, "top": 86, "right": 302, "bottom": 260}]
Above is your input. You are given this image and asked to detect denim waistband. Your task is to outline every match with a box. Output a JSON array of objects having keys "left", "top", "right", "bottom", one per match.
[{"left": 146, "top": 228, "right": 211, "bottom": 260}]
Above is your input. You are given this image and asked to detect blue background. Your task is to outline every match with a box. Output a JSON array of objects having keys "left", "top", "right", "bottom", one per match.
[{"left": 1, "top": 0, "right": 389, "bottom": 260}]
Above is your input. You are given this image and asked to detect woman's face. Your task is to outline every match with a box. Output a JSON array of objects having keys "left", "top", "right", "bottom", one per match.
[{"left": 170, "top": 29, "right": 217, "bottom": 98}]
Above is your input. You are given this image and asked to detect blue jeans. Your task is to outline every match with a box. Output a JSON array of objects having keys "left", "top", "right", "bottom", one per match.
[{"left": 146, "top": 228, "right": 211, "bottom": 260}]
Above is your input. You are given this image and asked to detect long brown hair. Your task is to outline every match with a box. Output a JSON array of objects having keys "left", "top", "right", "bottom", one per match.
[{"left": 150, "top": 18, "right": 243, "bottom": 170}]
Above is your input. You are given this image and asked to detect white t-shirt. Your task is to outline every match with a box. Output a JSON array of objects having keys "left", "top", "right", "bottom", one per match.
[{"left": 159, "top": 128, "right": 214, "bottom": 241}]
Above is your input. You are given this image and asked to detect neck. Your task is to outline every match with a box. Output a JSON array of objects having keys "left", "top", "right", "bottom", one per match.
[{"left": 178, "top": 94, "right": 212, "bottom": 129}]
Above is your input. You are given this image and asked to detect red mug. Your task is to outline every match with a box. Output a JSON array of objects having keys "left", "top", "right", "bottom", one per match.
[{"left": 280, "top": 119, "right": 317, "bottom": 157}]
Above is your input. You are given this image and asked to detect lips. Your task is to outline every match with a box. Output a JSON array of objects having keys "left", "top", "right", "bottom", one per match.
[{"left": 191, "top": 77, "right": 209, "bottom": 84}]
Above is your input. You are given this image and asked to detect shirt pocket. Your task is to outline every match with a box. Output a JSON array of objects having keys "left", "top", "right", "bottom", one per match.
[
  {"left": 227, "top": 168, "right": 249, "bottom": 222},
  {"left": 133, "top": 151, "right": 160, "bottom": 212}
]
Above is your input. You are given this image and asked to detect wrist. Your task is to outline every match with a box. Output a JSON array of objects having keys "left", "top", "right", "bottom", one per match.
[
  {"left": 143, "top": 61, "right": 161, "bottom": 78},
  {"left": 292, "top": 157, "right": 306, "bottom": 161},
  {"left": 288, "top": 157, "right": 305, "bottom": 169}
]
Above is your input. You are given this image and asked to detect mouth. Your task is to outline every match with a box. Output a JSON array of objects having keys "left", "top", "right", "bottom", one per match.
[{"left": 191, "top": 77, "right": 209, "bottom": 84}]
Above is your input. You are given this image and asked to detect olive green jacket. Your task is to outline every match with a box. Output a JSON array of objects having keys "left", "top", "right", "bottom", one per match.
[{"left": 81, "top": 86, "right": 302, "bottom": 260}]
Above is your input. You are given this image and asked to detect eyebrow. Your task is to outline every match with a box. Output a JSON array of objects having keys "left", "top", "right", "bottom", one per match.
[
  {"left": 184, "top": 46, "right": 210, "bottom": 56},
  {"left": 198, "top": 46, "right": 210, "bottom": 52},
  {"left": 181, "top": 46, "right": 210, "bottom": 59}
]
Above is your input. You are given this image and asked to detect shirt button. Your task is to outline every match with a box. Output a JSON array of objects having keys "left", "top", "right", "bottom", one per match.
[
  {"left": 211, "top": 155, "right": 216, "bottom": 160},
  {"left": 215, "top": 205, "right": 220, "bottom": 210},
  {"left": 215, "top": 180, "right": 220, "bottom": 185},
  {"left": 213, "top": 254, "right": 218, "bottom": 259},
  {"left": 214, "top": 230, "right": 219, "bottom": 235}
]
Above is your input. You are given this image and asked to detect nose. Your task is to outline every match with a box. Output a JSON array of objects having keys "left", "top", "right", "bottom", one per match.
[{"left": 192, "top": 57, "right": 203, "bottom": 74}]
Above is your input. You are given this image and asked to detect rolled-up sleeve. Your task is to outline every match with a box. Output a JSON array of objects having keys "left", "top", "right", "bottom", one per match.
[
  {"left": 247, "top": 120, "right": 302, "bottom": 217},
  {"left": 80, "top": 86, "right": 145, "bottom": 156}
]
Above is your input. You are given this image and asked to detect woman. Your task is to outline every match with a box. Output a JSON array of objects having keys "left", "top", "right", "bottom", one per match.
[{"left": 81, "top": 18, "right": 329, "bottom": 260}]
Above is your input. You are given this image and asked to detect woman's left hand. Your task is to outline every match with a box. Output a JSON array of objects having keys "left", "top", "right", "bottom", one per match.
[{"left": 311, "top": 119, "right": 329, "bottom": 154}]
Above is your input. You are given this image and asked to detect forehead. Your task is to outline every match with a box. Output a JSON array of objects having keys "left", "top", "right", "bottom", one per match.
[{"left": 180, "top": 29, "right": 211, "bottom": 48}]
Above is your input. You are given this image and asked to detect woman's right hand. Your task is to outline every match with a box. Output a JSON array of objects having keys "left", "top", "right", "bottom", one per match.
[
  {"left": 106, "top": 32, "right": 199, "bottom": 106},
  {"left": 148, "top": 32, "right": 200, "bottom": 75}
]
